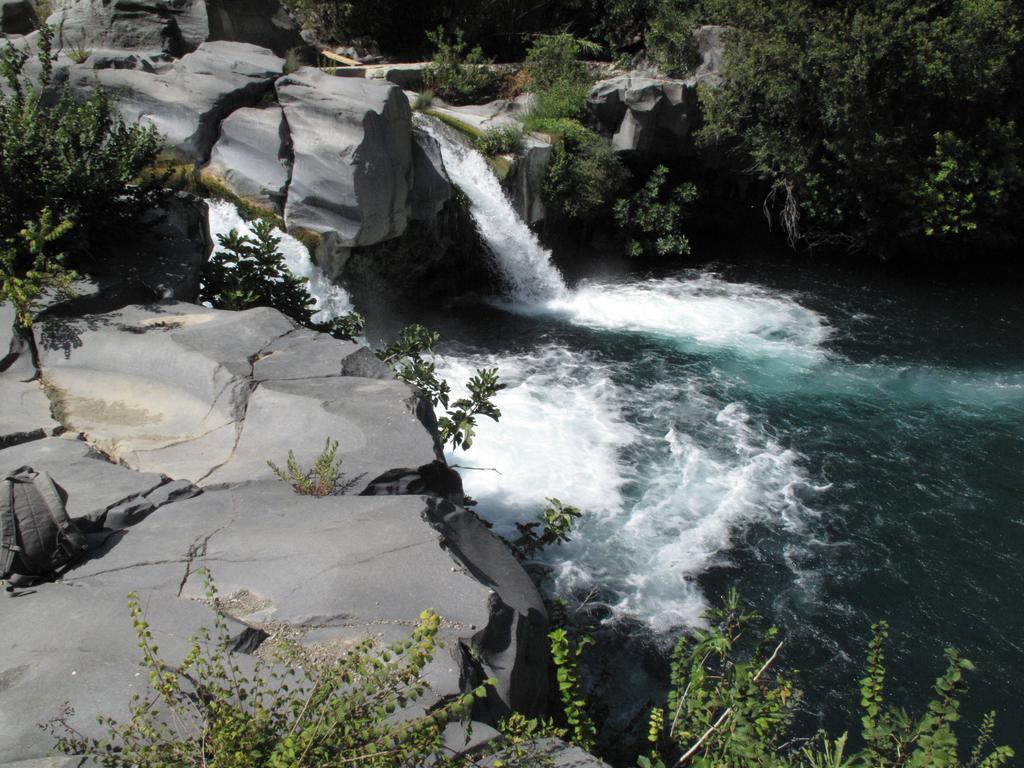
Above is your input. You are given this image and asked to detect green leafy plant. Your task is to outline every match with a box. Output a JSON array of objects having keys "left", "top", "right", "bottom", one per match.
[
  {"left": 510, "top": 498, "right": 583, "bottom": 559},
  {"left": 0, "top": 26, "right": 162, "bottom": 258},
  {"left": 377, "top": 324, "right": 505, "bottom": 452},
  {"left": 49, "top": 571, "right": 492, "bottom": 767},
  {"left": 535, "top": 119, "right": 624, "bottom": 222},
  {"left": 64, "top": 37, "right": 92, "bottom": 65},
  {"left": 548, "top": 627, "right": 597, "bottom": 753},
  {"left": 476, "top": 125, "right": 525, "bottom": 156},
  {"left": 1, "top": 209, "right": 75, "bottom": 327},
  {"left": 613, "top": 165, "right": 697, "bottom": 259},
  {"left": 422, "top": 26, "right": 501, "bottom": 105},
  {"left": 522, "top": 33, "right": 597, "bottom": 125},
  {"left": 413, "top": 89, "right": 435, "bottom": 111},
  {"left": 638, "top": 591, "right": 1014, "bottom": 768},
  {"left": 199, "top": 220, "right": 364, "bottom": 341},
  {"left": 268, "top": 437, "right": 343, "bottom": 496}
]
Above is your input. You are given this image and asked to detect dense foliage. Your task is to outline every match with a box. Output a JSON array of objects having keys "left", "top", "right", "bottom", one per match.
[
  {"left": 614, "top": 165, "right": 697, "bottom": 259},
  {"left": 0, "top": 28, "right": 162, "bottom": 322},
  {"left": 620, "top": 591, "right": 1013, "bottom": 767},
  {"left": 685, "top": 0, "right": 1024, "bottom": 255},
  {"left": 422, "top": 26, "right": 501, "bottom": 105}
]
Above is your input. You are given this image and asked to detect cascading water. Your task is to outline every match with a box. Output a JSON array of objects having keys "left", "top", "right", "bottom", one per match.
[
  {"left": 416, "top": 116, "right": 568, "bottom": 303},
  {"left": 206, "top": 200, "right": 355, "bottom": 324}
]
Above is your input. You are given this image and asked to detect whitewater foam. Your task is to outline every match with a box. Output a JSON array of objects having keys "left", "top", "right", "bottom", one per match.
[
  {"left": 207, "top": 200, "right": 354, "bottom": 323},
  {"left": 439, "top": 345, "right": 822, "bottom": 631}
]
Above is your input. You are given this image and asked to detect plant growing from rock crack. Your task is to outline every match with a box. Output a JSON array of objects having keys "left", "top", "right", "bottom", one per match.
[
  {"left": 548, "top": 627, "right": 597, "bottom": 753},
  {"left": 422, "top": 26, "right": 501, "bottom": 105},
  {"left": 475, "top": 126, "right": 524, "bottom": 156},
  {"left": 48, "top": 570, "right": 493, "bottom": 767},
  {"left": 377, "top": 324, "right": 505, "bottom": 452},
  {"left": 268, "top": 437, "right": 343, "bottom": 496}
]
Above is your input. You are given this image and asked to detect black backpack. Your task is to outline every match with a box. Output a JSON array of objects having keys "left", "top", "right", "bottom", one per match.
[{"left": 1, "top": 466, "right": 89, "bottom": 590}]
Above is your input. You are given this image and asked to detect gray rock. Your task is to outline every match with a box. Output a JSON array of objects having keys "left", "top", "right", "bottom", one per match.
[
  {"left": 587, "top": 75, "right": 699, "bottom": 158},
  {"left": 0, "top": 379, "right": 62, "bottom": 448},
  {"left": 206, "top": 0, "right": 305, "bottom": 57},
  {"left": 48, "top": 0, "right": 208, "bottom": 58},
  {"left": 410, "top": 128, "right": 452, "bottom": 222},
  {"left": 693, "top": 24, "right": 728, "bottom": 86},
  {"left": 476, "top": 738, "right": 611, "bottom": 767},
  {"left": 205, "top": 106, "right": 291, "bottom": 213},
  {"left": 504, "top": 136, "right": 552, "bottom": 226},
  {"left": 0, "top": 0, "right": 35, "bottom": 35},
  {"left": 102, "top": 192, "right": 212, "bottom": 302},
  {"left": 71, "top": 41, "right": 284, "bottom": 162},
  {"left": 252, "top": 328, "right": 362, "bottom": 381},
  {"left": 277, "top": 68, "right": 413, "bottom": 252},
  {"left": 365, "top": 62, "right": 425, "bottom": 90},
  {"left": 0, "top": 437, "right": 171, "bottom": 520}
]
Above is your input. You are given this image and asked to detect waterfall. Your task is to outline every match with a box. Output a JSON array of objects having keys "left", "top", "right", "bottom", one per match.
[{"left": 416, "top": 115, "right": 568, "bottom": 304}]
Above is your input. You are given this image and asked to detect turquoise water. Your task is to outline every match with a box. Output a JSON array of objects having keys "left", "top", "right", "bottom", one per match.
[{"left": 397, "top": 258, "right": 1024, "bottom": 752}]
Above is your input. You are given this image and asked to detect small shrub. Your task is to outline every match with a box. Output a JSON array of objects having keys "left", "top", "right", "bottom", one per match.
[
  {"left": 549, "top": 627, "right": 597, "bottom": 752},
  {"left": 475, "top": 125, "right": 524, "bottom": 156},
  {"left": 510, "top": 498, "right": 583, "bottom": 559},
  {"left": 613, "top": 164, "right": 697, "bottom": 259},
  {"left": 268, "top": 437, "right": 343, "bottom": 496},
  {"left": 412, "top": 89, "right": 435, "bottom": 111},
  {"left": 49, "top": 572, "right": 492, "bottom": 766},
  {"left": 65, "top": 38, "right": 91, "bottom": 65},
  {"left": 422, "top": 26, "right": 501, "bottom": 105},
  {"left": 283, "top": 46, "right": 302, "bottom": 74},
  {"left": 538, "top": 120, "right": 625, "bottom": 221},
  {"left": 1, "top": 209, "right": 75, "bottom": 327},
  {"left": 0, "top": 26, "right": 162, "bottom": 259}
]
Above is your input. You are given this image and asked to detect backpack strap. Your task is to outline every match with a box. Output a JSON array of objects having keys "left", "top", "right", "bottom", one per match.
[
  {"left": 35, "top": 471, "right": 89, "bottom": 560},
  {"left": 2, "top": 479, "right": 22, "bottom": 587}
]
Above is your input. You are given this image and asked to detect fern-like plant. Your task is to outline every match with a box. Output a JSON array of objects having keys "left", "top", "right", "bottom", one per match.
[{"left": 268, "top": 437, "right": 343, "bottom": 496}]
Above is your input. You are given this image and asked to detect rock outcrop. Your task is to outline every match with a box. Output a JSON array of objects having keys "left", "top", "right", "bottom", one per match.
[
  {"left": 48, "top": 0, "right": 209, "bottom": 58},
  {"left": 276, "top": 68, "right": 413, "bottom": 260},
  {"left": 586, "top": 24, "right": 728, "bottom": 160},
  {"left": 205, "top": 0, "right": 305, "bottom": 56},
  {"left": 205, "top": 105, "right": 291, "bottom": 213},
  {"left": 70, "top": 41, "right": 284, "bottom": 162},
  {"left": 0, "top": 299, "right": 549, "bottom": 762}
]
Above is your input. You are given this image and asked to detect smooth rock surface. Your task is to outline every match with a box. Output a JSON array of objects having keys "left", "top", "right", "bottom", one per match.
[
  {"left": 48, "top": 0, "right": 208, "bottom": 58},
  {"left": 71, "top": 41, "right": 283, "bottom": 162},
  {"left": 505, "top": 136, "right": 552, "bottom": 226},
  {"left": 205, "top": 0, "right": 304, "bottom": 56},
  {"left": 410, "top": 128, "right": 453, "bottom": 222},
  {"left": 205, "top": 105, "right": 291, "bottom": 212},
  {"left": 277, "top": 68, "right": 413, "bottom": 251}
]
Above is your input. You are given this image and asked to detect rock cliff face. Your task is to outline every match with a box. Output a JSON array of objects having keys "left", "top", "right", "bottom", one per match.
[
  {"left": 0, "top": 298, "right": 549, "bottom": 763},
  {"left": 586, "top": 25, "right": 727, "bottom": 161}
]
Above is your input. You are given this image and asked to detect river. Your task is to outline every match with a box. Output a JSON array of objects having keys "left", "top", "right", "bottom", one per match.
[{"left": 209, "top": 120, "right": 1024, "bottom": 754}]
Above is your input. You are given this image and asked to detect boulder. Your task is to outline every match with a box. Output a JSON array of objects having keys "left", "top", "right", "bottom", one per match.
[
  {"left": 504, "top": 136, "right": 552, "bottom": 226},
  {"left": 0, "top": 0, "right": 35, "bottom": 35},
  {"left": 410, "top": 128, "right": 452, "bottom": 222},
  {"left": 276, "top": 68, "right": 413, "bottom": 254},
  {"left": 205, "top": 106, "right": 291, "bottom": 213},
  {"left": 205, "top": 0, "right": 305, "bottom": 57},
  {"left": 71, "top": 41, "right": 284, "bottom": 162},
  {"left": 587, "top": 76, "right": 699, "bottom": 158},
  {"left": 47, "top": 0, "right": 208, "bottom": 58}
]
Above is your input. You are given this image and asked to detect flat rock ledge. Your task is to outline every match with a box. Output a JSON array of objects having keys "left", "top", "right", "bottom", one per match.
[{"left": 0, "top": 301, "right": 549, "bottom": 763}]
